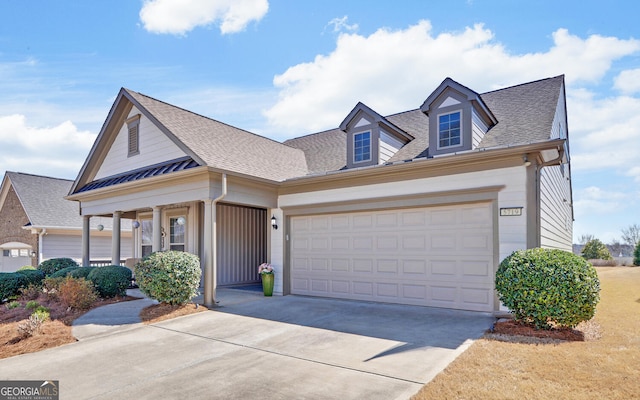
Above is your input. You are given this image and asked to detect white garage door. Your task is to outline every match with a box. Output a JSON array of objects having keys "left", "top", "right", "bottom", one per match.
[{"left": 290, "top": 202, "right": 495, "bottom": 312}]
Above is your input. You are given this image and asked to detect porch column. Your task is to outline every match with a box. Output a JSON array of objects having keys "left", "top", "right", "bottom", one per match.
[
  {"left": 111, "top": 211, "right": 121, "bottom": 265},
  {"left": 82, "top": 215, "right": 90, "bottom": 267},
  {"left": 203, "top": 200, "right": 215, "bottom": 307},
  {"left": 152, "top": 206, "right": 162, "bottom": 252}
]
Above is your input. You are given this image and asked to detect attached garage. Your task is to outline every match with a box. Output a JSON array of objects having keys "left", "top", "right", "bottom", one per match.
[{"left": 289, "top": 202, "right": 496, "bottom": 312}]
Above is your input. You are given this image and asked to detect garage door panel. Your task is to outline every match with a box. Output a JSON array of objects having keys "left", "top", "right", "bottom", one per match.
[{"left": 290, "top": 203, "right": 494, "bottom": 312}]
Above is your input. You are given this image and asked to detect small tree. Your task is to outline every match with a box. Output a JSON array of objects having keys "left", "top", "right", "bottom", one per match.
[
  {"left": 634, "top": 241, "right": 640, "bottom": 267},
  {"left": 581, "top": 239, "right": 612, "bottom": 260},
  {"left": 622, "top": 224, "right": 640, "bottom": 248}
]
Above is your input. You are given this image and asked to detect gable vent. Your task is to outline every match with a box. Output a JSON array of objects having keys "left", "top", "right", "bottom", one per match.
[{"left": 126, "top": 114, "right": 141, "bottom": 157}]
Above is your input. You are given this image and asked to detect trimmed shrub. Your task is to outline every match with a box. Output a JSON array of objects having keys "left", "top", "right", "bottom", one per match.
[
  {"left": 87, "top": 266, "right": 132, "bottom": 298},
  {"left": 38, "top": 258, "right": 79, "bottom": 276},
  {"left": 58, "top": 277, "right": 98, "bottom": 310},
  {"left": 496, "top": 248, "right": 600, "bottom": 329},
  {"left": 69, "top": 267, "right": 96, "bottom": 280},
  {"left": 634, "top": 241, "right": 640, "bottom": 266},
  {"left": 581, "top": 239, "right": 612, "bottom": 260},
  {"left": 25, "top": 300, "right": 39, "bottom": 310},
  {"left": 0, "top": 273, "right": 28, "bottom": 301},
  {"left": 16, "top": 269, "right": 45, "bottom": 286},
  {"left": 17, "top": 265, "right": 36, "bottom": 271},
  {"left": 50, "top": 266, "right": 80, "bottom": 278},
  {"left": 135, "top": 251, "right": 201, "bottom": 305}
]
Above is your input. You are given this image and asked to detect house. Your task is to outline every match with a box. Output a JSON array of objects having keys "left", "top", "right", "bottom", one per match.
[
  {"left": 66, "top": 75, "right": 572, "bottom": 312},
  {"left": 0, "top": 172, "right": 133, "bottom": 272}
]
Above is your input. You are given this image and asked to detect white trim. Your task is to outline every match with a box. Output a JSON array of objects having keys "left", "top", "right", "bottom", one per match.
[{"left": 436, "top": 110, "right": 463, "bottom": 151}]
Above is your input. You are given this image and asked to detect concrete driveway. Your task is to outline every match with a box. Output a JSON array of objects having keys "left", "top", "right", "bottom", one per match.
[{"left": 1, "top": 287, "right": 494, "bottom": 399}]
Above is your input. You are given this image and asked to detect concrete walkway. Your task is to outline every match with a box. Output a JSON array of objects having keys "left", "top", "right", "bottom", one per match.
[{"left": 3, "top": 288, "right": 494, "bottom": 400}]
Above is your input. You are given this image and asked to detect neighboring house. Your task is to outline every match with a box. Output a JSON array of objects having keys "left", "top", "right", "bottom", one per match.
[
  {"left": 0, "top": 172, "right": 133, "bottom": 272},
  {"left": 67, "top": 75, "right": 572, "bottom": 312}
]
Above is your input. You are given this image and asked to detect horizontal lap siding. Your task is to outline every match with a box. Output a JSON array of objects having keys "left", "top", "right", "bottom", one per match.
[{"left": 42, "top": 234, "right": 133, "bottom": 262}]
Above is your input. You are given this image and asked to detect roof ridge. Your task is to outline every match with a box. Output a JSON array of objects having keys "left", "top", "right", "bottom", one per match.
[
  {"left": 6, "top": 171, "right": 73, "bottom": 182},
  {"left": 481, "top": 75, "right": 564, "bottom": 95},
  {"left": 125, "top": 88, "right": 294, "bottom": 148}
]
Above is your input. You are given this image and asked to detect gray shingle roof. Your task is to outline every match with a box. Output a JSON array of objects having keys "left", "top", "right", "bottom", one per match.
[
  {"left": 290, "top": 75, "right": 564, "bottom": 173},
  {"left": 6, "top": 172, "right": 121, "bottom": 230},
  {"left": 125, "top": 90, "right": 309, "bottom": 182}
]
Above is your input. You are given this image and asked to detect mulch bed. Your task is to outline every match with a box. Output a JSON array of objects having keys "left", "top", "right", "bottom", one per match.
[
  {"left": 140, "top": 302, "right": 208, "bottom": 324},
  {"left": 485, "top": 318, "right": 601, "bottom": 344}
]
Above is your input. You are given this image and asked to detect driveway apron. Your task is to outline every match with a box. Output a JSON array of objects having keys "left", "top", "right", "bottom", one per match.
[{"left": 0, "top": 287, "right": 493, "bottom": 399}]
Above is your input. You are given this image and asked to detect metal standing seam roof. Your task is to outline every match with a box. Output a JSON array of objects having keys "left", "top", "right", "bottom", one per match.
[{"left": 76, "top": 157, "right": 200, "bottom": 193}]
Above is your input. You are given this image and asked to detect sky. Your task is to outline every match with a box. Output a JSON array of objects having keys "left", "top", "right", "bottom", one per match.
[{"left": 0, "top": 0, "right": 639, "bottom": 244}]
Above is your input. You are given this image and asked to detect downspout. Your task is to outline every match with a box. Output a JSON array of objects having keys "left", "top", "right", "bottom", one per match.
[
  {"left": 204, "top": 173, "right": 227, "bottom": 307},
  {"left": 38, "top": 228, "right": 47, "bottom": 265}
]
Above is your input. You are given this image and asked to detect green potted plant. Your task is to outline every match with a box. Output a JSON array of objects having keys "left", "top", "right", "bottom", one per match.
[{"left": 258, "top": 263, "right": 274, "bottom": 296}]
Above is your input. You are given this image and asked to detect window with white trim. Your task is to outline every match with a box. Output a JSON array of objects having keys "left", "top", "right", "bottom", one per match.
[
  {"left": 438, "top": 111, "right": 461, "bottom": 149},
  {"left": 354, "top": 131, "right": 371, "bottom": 163},
  {"left": 141, "top": 220, "right": 153, "bottom": 257},
  {"left": 169, "top": 216, "right": 186, "bottom": 252}
]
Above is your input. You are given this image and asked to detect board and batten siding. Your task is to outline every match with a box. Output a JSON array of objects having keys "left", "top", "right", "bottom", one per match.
[
  {"left": 378, "top": 130, "right": 404, "bottom": 164},
  {"left": 42, "top": 234, "right": 133, "bottom": 262},
  {"left": 94, "top": 106, "right": 187, "bottom": 180}
]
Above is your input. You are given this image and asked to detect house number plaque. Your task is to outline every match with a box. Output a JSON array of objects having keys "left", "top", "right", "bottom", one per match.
[{"left": 499, "top": 207, "right": 523, "bottom": 217}]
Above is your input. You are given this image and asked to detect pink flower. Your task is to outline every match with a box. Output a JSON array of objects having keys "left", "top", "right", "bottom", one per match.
[{"left": 258, "top": 263, "right": 273, "bottom": 274}]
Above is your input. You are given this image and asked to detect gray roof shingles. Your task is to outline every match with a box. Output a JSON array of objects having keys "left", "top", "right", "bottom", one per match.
[
  {"left": 126, "top": 90, "right": 309, "bottom": 182},
  {"left": 7, "top": 172, "right": 120, "bottom": 229},
  {"left": 287, "top": 75, "right": 564, "bottom": 173}
]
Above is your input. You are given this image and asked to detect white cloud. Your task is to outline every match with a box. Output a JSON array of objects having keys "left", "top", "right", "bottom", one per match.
[
  {"left": 264, "top": 21, "right": 640, "bottom": 135},
  {"left": 139, "top": 0, "right": 268, "bottom": 35},
  {"left": 325, "top": 16, "right": 359, "bottom": 34},
  {"left": 613, "top": 68, "right": 640, "bottom": 94},
  {"left": 568, "top": 90, "right": 640, "bottom": 180},
  {"left": 0, "top": 115, "right": 96, "bottom": 179}
]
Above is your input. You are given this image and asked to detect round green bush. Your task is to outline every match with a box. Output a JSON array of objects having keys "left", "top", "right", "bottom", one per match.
[
  {"left": 496, "top": 248, "right": 600, "bottom": 329},
  {"left": 135, "top": 251, "right": 201, "bottom": 305},
  {"left": 87, "top": 266, "right": 132, "bottom": 298},
  {"left": 38, "top": 258, "right": 79, "bottom": 276},
  {"left": 49, "top": 266, "right": 80, "bottom": 279},
  {"left": 16, "top": 269, "right": 45, "bottom": 286},
  {"left": 634, "top": 241, "right": 640, "bottom": 267},
  {"left": 69, "top": 267, "right": 97, "bottom": 280},
  {"left": 17, "top": 265, "right": 36, "bottom": 271},
  {"left": 581, "top": 239, "right": 612, "bottom": 260},
  {"left": 0, "top": 273, "right": 28, "bottom": 300}
]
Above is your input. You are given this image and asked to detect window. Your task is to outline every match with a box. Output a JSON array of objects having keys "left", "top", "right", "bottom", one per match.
[
  {"left": 438, "top": 111, "right": 461, "bottom": 148},
  {"left": 141, "top": 220, "right": 153, "bottom": 257},
  {"left": 127, "top": 115, "right": 140, "bottom": 157},
  {"left": 354, "top": 131, "right": 371, "bottom": 162},
  {"left": 2, "top": 250, "right": 9, "bottom": 257},
  {"left": 169, "top": 217, "right": 186, "bottom": 252},
  {"left": 19, "top": 249, "right": 29, "bottom": 257}
]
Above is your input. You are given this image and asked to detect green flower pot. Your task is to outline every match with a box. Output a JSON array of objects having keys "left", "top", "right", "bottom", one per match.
[{"left": 261, "top": 273, "right": 274, "bottom": 296}]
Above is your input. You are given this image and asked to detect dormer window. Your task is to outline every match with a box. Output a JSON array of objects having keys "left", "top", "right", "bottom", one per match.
[
  {"left": 438, "top": 111, "right": 461, "bottom": 149},
  {"left": 354, "top": 131, "right": 371, "bottom": 163}
]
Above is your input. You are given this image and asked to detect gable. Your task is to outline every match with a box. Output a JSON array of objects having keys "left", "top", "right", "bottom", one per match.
[{"left": 94, "top": 105, "right": 188, "bottom": 180}]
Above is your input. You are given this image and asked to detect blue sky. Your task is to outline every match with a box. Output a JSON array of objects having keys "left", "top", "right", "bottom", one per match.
[{"left": 1, "top": 0, "right": 639, "bottom": 244}]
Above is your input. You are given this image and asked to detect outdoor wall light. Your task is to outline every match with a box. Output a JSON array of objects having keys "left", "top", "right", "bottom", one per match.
[
  {"left": 271, "top": 215, "right": 278, "bottom": 230},
  {"left": 132, "top": 220, "right": 141, "bottom": 229},
  {"left": 97, "top": 224, "right": 104, "bottom": 231},
  {"left": 523, "top": 155, "right": 532, "bottom": 167},
  {"left": 177, "top": 216, "right": 186, "bottom": 226},
  {"left": 30, "top": 251, "right": 37, "bottom": 258}
]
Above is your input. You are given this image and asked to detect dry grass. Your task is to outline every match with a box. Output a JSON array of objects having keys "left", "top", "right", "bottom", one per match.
[{"left": 412, "top": 267, "right": 640, "bottom": 400}]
